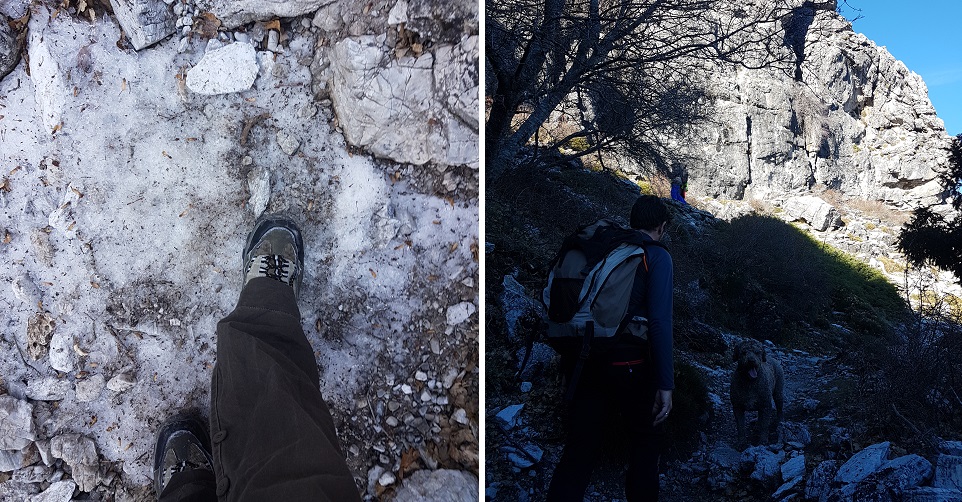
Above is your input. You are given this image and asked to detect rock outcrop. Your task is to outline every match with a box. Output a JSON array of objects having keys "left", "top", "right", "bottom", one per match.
[{"left": 670, "top": 1, "right": 952, "bottom": 208}]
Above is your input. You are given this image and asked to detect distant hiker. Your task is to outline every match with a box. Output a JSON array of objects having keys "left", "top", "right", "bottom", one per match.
[
  {"left": 545, "top": 195, "right": 674, "bottom": 502},
  {"left": 670, "top": 177, "right": 687, "bottom": 204},
  {"left": 153, "top": 216, "right": 360, "bottom": 501}
]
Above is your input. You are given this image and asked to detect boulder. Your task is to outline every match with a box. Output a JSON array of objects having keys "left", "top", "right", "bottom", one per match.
[
  {"left": 805, "top": 460, "right": 840, "bottom": 501},
  {"left": 870, "top": 454, "right": 934, "bottom": 493},
  {"left": 783, "top": 196, "right": 841, "bottom": 231},
  {"left": 903, "top": 487, "right": 962, "bottom": 502},
  {"left": 936, "top": 455, "right": 962, "bottom": 491},
  {"left": 328, "top": 35, "right": 479, "bottom": 168},
  {"left": 742, "top": 446, "right": 785, "bottom": 483},
  {"left": 835, "top": 442, "right": 890, "bottom": 484},
  {"left": 782, "top": 454, "right": 806, "bottom": 483},
  {"left": 209, "top": 0, "right": 330, "bottom": 29}
]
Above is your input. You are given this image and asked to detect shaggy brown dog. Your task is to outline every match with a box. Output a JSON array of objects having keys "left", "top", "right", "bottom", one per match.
[{"left": 730, "top": 339, "right": 784, "bottom": 448}]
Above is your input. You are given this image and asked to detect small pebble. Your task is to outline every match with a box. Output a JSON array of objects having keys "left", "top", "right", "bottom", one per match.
[
  {"left": 420, "top": 390, "right": 432, "bottom": 402},
  {"left": 414, "top": 371, "right": 428, "bottom": 381},
  {"left": 386, "top": 416, "right": 399, "bottom": 427},
  {"left": 400, "top": 384, "right": 412, "bottom": 395}
]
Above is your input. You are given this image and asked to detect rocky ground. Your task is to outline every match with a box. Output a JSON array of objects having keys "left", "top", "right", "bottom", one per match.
[
  {"left": 0, "top": 0, "right": 479, "bottom": 500},
  {"left": 486, "top": 193, "right": 962, "bottom": 501}
]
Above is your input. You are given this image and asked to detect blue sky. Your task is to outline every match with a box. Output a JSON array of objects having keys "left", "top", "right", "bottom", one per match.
[{"left": 839, "top": 1, "right": 962, "bottom": 136}]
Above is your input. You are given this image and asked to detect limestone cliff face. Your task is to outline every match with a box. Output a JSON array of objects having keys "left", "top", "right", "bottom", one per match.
[{"left": 681, "top": 3, "right": 952, "bottom": 207}]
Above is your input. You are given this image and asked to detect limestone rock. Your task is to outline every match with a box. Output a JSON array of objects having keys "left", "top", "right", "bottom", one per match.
[
  {"left": 48, "top": 330, "right": 75, "bottom": 373},
  {"left": 29, "top": 480, "right": 76, "bottom": 502},
  {"left": 276, "top": 131, "right": 301, "bottom": 156},
  {"left": 246, "top": 167, "right": 271, "bottom": 218},
  {"left": 75, "top": 374, "right": 105, "bottom": 402},
  {"left": 26, "top": 312, "right": 55, "bottom": 360},
  {"left": 836, "top": 441, "right": 890, "bottom": 485},
  {"left": 936, "top": 455, "right": 962, "bottom": 491},
  {"left": 0, "top": 12, "right": 26, "bottom": 82},
  {"left": 741, "top": 446, "right": 785, "bottom": 483},
  {"left": 30, "top": 230, "right": 55, "bottom": 267},
  {"left": 106, "top": 373, "right": 137, "bottom": 393},
  {"left": 210, "top": 0, "right": 330, "bottom": 29},
  {"left": 391, "top": 469, "right": 479, "bottom": 502},
  {"left": 873, "top": 454, "right": 934, "bottom": 492},
  {"left": 495, "top": 404, "right": 523, "bottom": 430},
  {"left": 782, "top": 453, "right": 806, "bottom": 483},
  {"left": 107, "top": 0, "right": 176, "bottom": 50},
  {"left": 649, "top": 4, "right": 951, "bottom": 208},
  {"left": 328, "top": 35, "right": 479, "bottom": 168},
  {"left": 783, "top": 196, "right": 841, "bottom": 231},
  {"left": 0, "top": 396, "right": 35, "bottom": 450},
  {"left": 0, "top": 448, "right": 24, "bottom": 472},
  {"left": 49, "top": 434, "right": 98, "bottom": 492},
  {"left": 186, "top": 42, "right": 258, "bottom": 95},
  {"left": 446, "top": 302, "right": 476, "bottom": 326},
  {"left": 27, "top": 11, "right": 68, "bottom": 134},
  {"left": 25, "top": 377, "right": 72, "bottom": 401},
  {"left": 502, "top": 442, "right": 542, "bottom": 469},
  {"left": 942, "top": 442, "right": 962, "bottom": 456},
  {"left": 903, "top": 487, "right": 962, "bottom": 502}
]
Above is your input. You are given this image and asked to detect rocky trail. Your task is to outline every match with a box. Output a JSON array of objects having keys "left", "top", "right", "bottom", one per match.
[{"left": 0, "top": 0, "right": 479, "bottom": 500}]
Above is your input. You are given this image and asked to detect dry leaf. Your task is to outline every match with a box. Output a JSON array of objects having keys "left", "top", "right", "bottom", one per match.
[
  {"left": 162, "top": 151, "right": 172, "bottom": 159},
  {"left": 90, "top": 282, "right": 100, "bottom": 289},
  {"left": 193, "top": 12, "right": 222, "bottom": 39},
  {"left": 263, "top": 19, "right": 281, "bottom": 31},
  {"left": 0, "top": 178, "right": 9, "bottom": 192},
  {"left": 369, "top": 268, "right": 377, "bottom": 278},
  {"left": 71, "top": 186, "right": 84, "bottom": 198},
  {"left": 51, "top": 123, "right": 62, "bottom": 134},
  {"left": 121, "top": 78, "right": 127, "bottom": 92},
  {"left": 2, "top": 231, "right": 11, "bottom": 244},
  {"left": 399, "top": 449, "right": 420, "bottom": 479},
  {"left": 449, "top": 242, "right": 459, "bottom": 252}
]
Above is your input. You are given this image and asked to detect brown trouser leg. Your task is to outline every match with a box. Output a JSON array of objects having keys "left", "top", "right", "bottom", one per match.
[{"left": 209, "top": 277, "right": 360, "bottom": 501}]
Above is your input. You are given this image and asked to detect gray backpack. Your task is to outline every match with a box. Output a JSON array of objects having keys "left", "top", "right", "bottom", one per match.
[{"left": 522, "top": 219, "right": 663, "bottom": 400}]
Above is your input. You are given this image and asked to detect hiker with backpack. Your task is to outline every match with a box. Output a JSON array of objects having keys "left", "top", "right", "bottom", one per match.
[{"left": 544, "top": 195, "right": 674, "bottom": 501}]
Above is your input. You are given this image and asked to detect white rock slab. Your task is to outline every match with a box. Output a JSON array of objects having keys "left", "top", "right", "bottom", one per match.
[
  {"left": 0, "top": 396, "right": 35, "bottom": 450},
  {"left": 446, "top": 302, "right": 476, "bottom": 325},
  {"left": 329, "top": 35, "right": 479, "bottom": 169},
  {"left": 186, "top": 42, "right": 258, "bottom": 95},
  {"left": 27, "top": 21, "right": 67, "bottom": 134},
  {"left": 107, "top": 0, "right": 176, "bottom": 50}
]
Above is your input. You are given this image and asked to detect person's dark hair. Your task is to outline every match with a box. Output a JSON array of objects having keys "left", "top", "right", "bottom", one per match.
[{"left": 630, "top": 195, "right": 670, "bottom": 231}]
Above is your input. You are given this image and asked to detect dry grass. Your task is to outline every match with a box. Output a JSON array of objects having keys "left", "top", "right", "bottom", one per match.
[{"left": 848, "top": 198, "right": 912, "bottom": 226}]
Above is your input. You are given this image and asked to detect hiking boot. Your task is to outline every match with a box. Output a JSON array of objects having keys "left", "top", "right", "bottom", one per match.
[
  {"left": 242, "top": 215, "right": 304, "bottom": 298},
  {"left": 153, "top": 416, "right": 214, "bottom": 496}
]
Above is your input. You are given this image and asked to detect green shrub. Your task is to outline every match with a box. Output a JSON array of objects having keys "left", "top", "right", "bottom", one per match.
[
  {"left": 568, "top": 136, "right": 590, "bottom": 151},
  {"left": 692, "top": 215, "right": 906, "bottom": 349},
  {"left": 636, "top": 179, "right": 654, "bottom": 195}
]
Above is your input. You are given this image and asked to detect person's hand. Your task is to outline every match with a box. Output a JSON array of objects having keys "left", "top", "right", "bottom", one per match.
[{"left": 652, "top": 389, "right": 673, "bottom": 426}]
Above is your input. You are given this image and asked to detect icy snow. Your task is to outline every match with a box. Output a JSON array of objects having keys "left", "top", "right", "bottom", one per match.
[{"left": 0, "top": 5, "right": 477, "bottom": 489}]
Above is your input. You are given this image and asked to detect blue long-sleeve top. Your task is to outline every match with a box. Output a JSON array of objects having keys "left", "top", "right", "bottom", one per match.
[{"left": 628, "top": 234, "right": 674, "bottom": 390}]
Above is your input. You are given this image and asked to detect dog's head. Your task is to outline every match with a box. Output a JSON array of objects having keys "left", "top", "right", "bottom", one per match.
[{"left": 733, "top": 339, "right": 766, "bottom": 379}]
